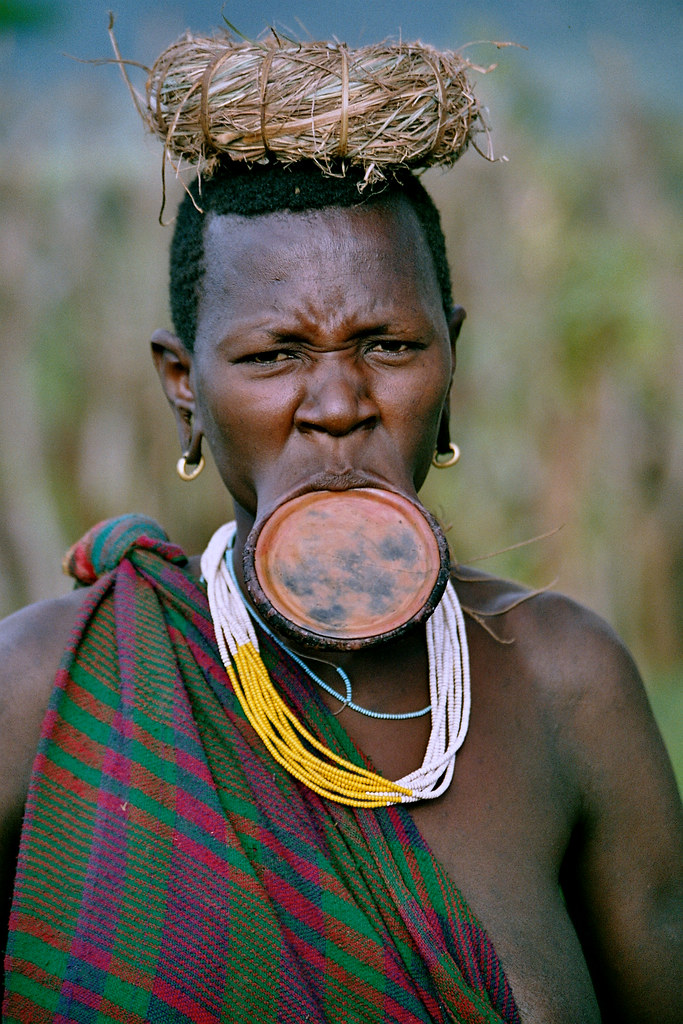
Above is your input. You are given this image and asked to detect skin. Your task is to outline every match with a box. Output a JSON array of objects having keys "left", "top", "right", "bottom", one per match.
[{"left": 1, "top": 197, "right": 681, "bottom": 1021}]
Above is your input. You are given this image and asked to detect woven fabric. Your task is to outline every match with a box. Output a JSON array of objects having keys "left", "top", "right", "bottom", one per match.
[{"left": 4, "top": 515, "right": 520, "bottom": 1024}]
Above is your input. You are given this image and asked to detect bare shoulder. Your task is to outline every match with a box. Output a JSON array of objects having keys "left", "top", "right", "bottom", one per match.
[
  {"left": 0, "top": 587, "right": 91, "bottom": 696},
  {"left": 0, "top": 588, "right": 95, "bottom": 992},
  {"left": 0, "top": 588, "right": 92, "bottom": 818},
  {"left": 455, "top": 563, "right": 677, "bottom": 795},
  {"left": 455, "top": 563, "right": 649, "bottom": 706}
]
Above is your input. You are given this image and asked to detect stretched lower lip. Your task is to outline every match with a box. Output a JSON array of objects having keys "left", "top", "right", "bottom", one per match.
[
  {"left": 302, "top": 468, "right": 393, "bottom": 492},
  {"left": 254, "top": 469, "right": 416, "bottom": 525}
]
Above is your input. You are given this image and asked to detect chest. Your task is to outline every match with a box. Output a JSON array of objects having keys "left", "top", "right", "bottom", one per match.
[{"left": 336, "top": 652, "right": 600, "bottom": 1023}]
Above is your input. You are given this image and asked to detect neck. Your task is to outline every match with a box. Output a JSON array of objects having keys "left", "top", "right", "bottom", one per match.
[
  {"left": 233, "top": 502, "right": 256, "bottom": 562},
  {"left": 228, "top": 503, "right": 432, "bottom": 717},
  {"left": 200, "top": 519, "right": 471, "bottom": 802}
]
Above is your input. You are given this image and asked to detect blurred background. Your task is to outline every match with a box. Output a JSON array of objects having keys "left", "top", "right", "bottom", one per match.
[{"left": 1, "top": 1, "right": 681, "bottom": 778}]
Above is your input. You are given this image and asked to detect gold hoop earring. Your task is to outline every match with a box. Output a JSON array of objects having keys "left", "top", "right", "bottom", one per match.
[
  {"left": 432, "top": 443, "right": 460, "bottom": 469},
  {"left": 176, "top": 454, "right": 205, "bottom": 481}
]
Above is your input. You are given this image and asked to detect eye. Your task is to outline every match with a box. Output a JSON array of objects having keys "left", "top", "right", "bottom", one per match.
[
  {"left": 365, "top": 339, "right": 420, "bottom": 356},
  {"left": 241, "top": 349, "right": 295, "bottom": 365}
]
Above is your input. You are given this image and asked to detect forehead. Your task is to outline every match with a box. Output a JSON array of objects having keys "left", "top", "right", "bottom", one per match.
[{"left": 197, "top": 197, "right": 443, "bottom": 333}]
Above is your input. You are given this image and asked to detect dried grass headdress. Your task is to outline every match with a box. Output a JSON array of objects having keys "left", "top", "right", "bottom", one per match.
[{"left": 111, "top": 19, "right": 496, "bottom": 191}]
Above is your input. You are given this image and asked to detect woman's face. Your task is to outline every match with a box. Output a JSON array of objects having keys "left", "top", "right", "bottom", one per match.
[{"left": 186, "top": 197, "right": 458, "bottom": 524}]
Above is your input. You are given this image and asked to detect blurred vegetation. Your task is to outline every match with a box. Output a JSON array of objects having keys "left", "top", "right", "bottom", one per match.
[{"left": 0, "top": 53, "right": 681, "bottom": 779}]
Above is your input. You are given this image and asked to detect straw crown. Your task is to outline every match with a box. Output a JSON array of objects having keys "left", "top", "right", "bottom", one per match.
[{"left": 138, "top": 31, "right": 487, "bottom": 185}]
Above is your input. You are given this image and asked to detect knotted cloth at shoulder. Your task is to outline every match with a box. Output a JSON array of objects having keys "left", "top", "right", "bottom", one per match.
[{"left": 62, "top": 513, "right": 188, "bottom": 584}]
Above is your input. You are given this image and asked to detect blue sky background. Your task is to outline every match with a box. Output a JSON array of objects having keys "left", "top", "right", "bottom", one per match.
[{"left": 1, "top": 0, "right": 681, "bottom": 153}]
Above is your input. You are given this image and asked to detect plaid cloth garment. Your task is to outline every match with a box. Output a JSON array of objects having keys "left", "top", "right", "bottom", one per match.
[{"left": 3, "top": 515, "right": 520, "bottom": 1023}]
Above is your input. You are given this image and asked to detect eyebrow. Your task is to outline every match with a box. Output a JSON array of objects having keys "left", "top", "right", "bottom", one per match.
[{"left": 265, "top": 324, "right": 393, "bottom": 342}]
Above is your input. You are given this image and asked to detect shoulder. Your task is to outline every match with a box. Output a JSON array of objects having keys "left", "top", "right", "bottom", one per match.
[
  {"left": 454, "top": 563, "right": 642, "bottom": 703},
  {"left": 0, "top": 589, "right": 95, "bottom": 980},
  {"left": 0, "top": 587, "right": 92, "bottom": 694},
  {"left": 454, "top": 563, "right": 679, "bottom": 821},
  {"left": 0, "top": 589, "right": 92, "bottom": 817}
]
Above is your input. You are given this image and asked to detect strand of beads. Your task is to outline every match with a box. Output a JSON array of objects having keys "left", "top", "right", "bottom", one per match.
[
  {"left": 225, "top": 553, "right": 432, "bottom": 721},
  {"left": 201, "top": 521, "right": 471, "bottom": 806}
]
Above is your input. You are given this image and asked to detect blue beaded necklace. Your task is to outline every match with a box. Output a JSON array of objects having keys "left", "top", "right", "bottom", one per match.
[{"left": 225, "top": 551, "right": 432, "bottom": 721}]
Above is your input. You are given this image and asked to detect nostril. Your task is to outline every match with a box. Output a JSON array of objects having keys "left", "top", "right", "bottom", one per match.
[
  {"left": 294, "top": 378, "right": 379, "bottom": 436},
  {"left": 297, "top": 412, "right": 378, "bottom": 437}
]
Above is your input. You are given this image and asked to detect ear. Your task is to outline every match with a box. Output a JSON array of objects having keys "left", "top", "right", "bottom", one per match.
[
  {"left": 444, "top": 304, "right": 466, "bottom": 399},
  {"left": 436, "top": 306, "right": 466, "bottom": 454},
  {"left": 150, "top": 328, "right": 203, "bottom": 458},
  {"left": 447, "top": 305, "right": 466, "bottom": 365}
]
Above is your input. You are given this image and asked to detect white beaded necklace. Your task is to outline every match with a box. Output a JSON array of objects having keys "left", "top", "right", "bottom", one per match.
[
  {"left": 202, "top": 521, "right": 472, "bottom": 804},
  {"left": 225, "top": 550, "right": 432, "bottom": 721}
]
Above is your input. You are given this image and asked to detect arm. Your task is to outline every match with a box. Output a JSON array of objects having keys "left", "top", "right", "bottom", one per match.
[
  {"left": 0, "top": 591, "right": 88, "bottom": 998},
  {"left": 546, "top": 598, "right": 683, "bottom": 1022}
]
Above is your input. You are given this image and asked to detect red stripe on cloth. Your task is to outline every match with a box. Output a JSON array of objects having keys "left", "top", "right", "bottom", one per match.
[{"left": 5, "top": 516, "right": 520, "bottom": 1024}]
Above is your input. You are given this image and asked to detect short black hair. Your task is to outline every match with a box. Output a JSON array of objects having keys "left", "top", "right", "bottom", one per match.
[{"left": 169, "top": 159, "right": 453, "bottom": 351}]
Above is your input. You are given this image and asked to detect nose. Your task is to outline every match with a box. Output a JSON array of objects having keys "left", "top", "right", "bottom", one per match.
[{"left": 293, "top": 356, "right": 379, "bottom": 437}]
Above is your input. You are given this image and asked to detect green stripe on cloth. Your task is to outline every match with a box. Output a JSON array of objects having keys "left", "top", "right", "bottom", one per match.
[{"left": 4, "top": 515, "right": 520, "bottom": 1024}]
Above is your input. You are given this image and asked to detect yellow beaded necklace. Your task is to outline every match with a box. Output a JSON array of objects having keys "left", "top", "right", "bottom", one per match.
[
  {"left": 225, "top": 640, "right": 412, "bottom": 807},
  {"left": 201, "top": 522, "right": 471, "bottom": 807}
]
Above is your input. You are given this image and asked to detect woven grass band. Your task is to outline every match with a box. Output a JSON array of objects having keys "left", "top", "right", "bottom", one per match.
[{"left": 131, "top": 31, "right": 488, "bottom": 185}]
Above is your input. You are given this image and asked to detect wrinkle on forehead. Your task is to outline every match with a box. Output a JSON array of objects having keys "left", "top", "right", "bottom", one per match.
[
  {"left": 194, "top": 202, "right": 447, "bottom": 356},
  {"left": 200, "top": 199, "right": 442, "bottom": 308}
]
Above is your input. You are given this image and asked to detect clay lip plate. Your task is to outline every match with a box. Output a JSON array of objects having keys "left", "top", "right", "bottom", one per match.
[{"left": 252, "top": 488, "right": 445, "bottom": 641}]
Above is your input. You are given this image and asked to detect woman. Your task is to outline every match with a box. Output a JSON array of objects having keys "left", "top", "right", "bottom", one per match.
[{"left": 1, "top": 33, "right": 681, "bottom": 1024}]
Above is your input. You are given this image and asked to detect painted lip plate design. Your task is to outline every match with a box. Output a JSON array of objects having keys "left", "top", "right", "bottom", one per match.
[{"left": 245, "top": 487, "right": 450, "bottom": 650}]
